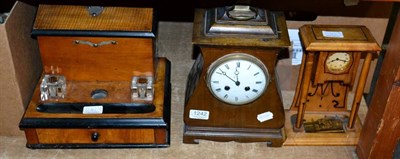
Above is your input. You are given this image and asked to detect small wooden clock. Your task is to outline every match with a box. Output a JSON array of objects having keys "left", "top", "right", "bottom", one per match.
[
  {"left": 183, "top": 5, "right": 290, "bottom": 147},
  {"left": 290, "top": 25, "right": 381, "bottom": 132}
]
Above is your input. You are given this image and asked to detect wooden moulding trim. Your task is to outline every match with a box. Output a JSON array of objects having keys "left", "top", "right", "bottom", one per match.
[
  {"left": 19, "top": 118, "right": 168, "bottom": 129},
  {"left": 305, "top": 43, "right": 381, "bottom": 52},
  {"left": 299, "top": 25, "right": 382, "bottom": 52},
  {"left": 31, "top": 30, "right": 156, "bottom": 38}
]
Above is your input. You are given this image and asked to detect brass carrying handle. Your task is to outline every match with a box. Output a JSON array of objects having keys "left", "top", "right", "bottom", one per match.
[{"left": 73, "top": 40, "right": 118, "bottom": 47}]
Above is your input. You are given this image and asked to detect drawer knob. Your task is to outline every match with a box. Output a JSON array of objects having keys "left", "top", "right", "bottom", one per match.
[
  {"left": 87, "top": 6, "right": 103, "bottom": 17},
  {"left": 91, "top": 132, "right": 100, "bottom": 142}
]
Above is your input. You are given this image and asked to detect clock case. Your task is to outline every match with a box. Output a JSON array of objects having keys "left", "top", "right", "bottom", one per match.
[
  {"left": 290, "top": 25, "right": 381, "bottom": 132},
  {"left": 19, "top": 5, "right": 171, "bottom": 148},
  {"left": 184, "top": 7, "right": 290, "bottom": 147}
]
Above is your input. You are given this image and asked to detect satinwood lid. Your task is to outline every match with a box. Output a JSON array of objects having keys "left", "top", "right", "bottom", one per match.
[{"left": 32, "top": 4, "right": 155, "bottom": 37}]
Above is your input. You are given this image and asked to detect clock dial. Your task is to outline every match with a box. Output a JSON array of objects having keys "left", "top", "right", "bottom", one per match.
[
  {"left": 325, "top": 52, "right": 352, "bottom": 74},
  {"left": 207, "top": 53, "right": 269, "bottom": 105}
]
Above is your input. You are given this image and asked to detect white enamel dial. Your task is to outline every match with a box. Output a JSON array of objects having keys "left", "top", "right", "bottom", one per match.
[
  {"left": 325, "top": 52, "right": 352, "bottom": 73},
  {"left": 207, "top": 53, "right": 269, "bottom": 105}
]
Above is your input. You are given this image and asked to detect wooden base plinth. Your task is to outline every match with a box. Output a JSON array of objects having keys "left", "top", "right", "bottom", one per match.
[
  {"left": 284, "top": 110, "right": 362, "bottom": 146},
  {"left": 183, "top": 125, "right": 286, "bottom": 147}
]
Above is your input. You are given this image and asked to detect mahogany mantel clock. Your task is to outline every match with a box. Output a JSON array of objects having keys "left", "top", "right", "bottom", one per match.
[
  {"left": 290, "top": 25, "right": 381, "bottom": 132},
  {"left": 183, "top": 5, "right": 290, "bottom": 147}
]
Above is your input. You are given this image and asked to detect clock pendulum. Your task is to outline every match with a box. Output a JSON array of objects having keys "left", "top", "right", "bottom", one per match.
[
  {"left": 183, "top": 5, "right": 290, "bottom": 147},
  {"left": 290, "top": 25, "right": 381, "bottom": 133}
]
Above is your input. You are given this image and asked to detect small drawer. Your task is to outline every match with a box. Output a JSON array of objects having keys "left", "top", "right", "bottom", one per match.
[{"left": 35, "top": 128, "right": 156, "bottom": 144}]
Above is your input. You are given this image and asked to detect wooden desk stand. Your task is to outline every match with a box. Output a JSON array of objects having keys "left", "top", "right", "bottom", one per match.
[
  {"left": 20, "top": 58, "right": 171, "bottom": 148},
  {"left": 19, "top": 4, "right": 171, "bottom": 148}
]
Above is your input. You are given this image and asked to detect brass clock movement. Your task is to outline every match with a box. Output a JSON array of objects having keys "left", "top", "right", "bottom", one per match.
[
  {"left": 183, "top": 5, "right": 290, "bottom": 147},
  {"left": 290, "top": 25, "right": 381, "bottom": 132}
]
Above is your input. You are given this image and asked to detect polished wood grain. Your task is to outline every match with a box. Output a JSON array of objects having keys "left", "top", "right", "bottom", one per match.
[
  {"left": 36, "top": 128, "right": 155, "bottom": 144},
  {"left": 24, "top": 129, "right": 39, "bottom": 145},
  {"left": 154, "top": 129, "right": 167, "bottom": 144},
  {"left": 34, "top": 5, "right": 153, "bottom": 32},
  {"left": 38, "top": 36, "right": 154, "bottom": 81}
]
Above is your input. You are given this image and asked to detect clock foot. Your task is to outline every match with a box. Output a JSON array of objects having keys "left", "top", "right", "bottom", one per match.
[
  {"left": 290, "top": 113, "right": 305, "bottom": 132},
  {"left": 345, "top": 126, "right": 357, "bottom": 132},
  {"left": 292, "top": 126, "right": 305, "bottom": 132},
  {"left": 182, "top": 136, "right": 200, "bottom": 144},
  {"left": 183, "top": 125, "right": 286, "bottom": 147}
]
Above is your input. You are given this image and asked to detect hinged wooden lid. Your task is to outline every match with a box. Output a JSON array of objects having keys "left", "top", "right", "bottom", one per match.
[
  {"left": 299, "top": 25, "right": 381, "bottom": 52},
  {"left": 32, "top": 5, "right": 155, "bottom": 37}
]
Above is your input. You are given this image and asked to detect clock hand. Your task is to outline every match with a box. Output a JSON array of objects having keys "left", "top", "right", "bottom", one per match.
[
  {"left": 234, "top": 67, "right": 240, "bottom": 86},
  {"left": 329, "top": 59, "right": 338, "bottom": 63},
  {"left": 218, "top": 68, "right": 237, "bottom": 84}
]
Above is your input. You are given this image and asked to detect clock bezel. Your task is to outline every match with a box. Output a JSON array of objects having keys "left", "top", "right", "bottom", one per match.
[
  {"left": 325, "top": 52, "right": 353, "bottom": 74},
  {"left": 206, "top": 53, "right": 270, "bottom": 105}
]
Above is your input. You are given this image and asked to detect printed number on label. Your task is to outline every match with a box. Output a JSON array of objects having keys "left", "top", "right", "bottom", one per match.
[
  {"left": 83, "top": 105, "right": 103, "bottom": 114},
  {"left": 189, "top": 109, "right": 209, "bottom": 120}
]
